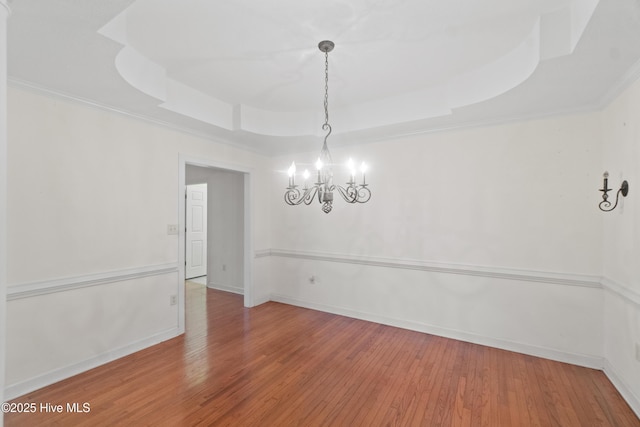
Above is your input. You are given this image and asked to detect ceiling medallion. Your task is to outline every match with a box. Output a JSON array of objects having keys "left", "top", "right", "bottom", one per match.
[{"left": 284, "top": 41, "right": 371, "bottom": 214}]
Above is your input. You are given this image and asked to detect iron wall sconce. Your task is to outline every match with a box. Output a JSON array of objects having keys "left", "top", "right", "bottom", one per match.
[{"left": 599, "top": 171, "right": 629, "bottom": 212}]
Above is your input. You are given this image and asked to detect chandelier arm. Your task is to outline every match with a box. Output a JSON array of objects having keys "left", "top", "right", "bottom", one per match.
[
  {"left": 356, "top": 185, "right": 372, "bottom": 203},
  {"left": 308, "top": 188, "right": 319, "bottom": 204},
  {"left": 335, "top": 185, "right": 371, "bottom": 204},
  {"left": 284, "top": 187, "right": 301, "bottom": 205},
  {"left": 303, "top": 186, "right": 319, "bottom": 205},
  {"left": 336, "top": 185, "right": 357, "bottom": 203},
  {"left": 284, "top": 186, "right": 319, "bottom": 206}
]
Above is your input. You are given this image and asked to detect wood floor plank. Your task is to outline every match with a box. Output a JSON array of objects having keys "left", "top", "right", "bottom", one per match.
[{"left": 5, "top": 284, "right": 640, "bottom": 426}]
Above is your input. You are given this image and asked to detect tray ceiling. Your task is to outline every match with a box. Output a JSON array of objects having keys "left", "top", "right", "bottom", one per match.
[{"left": 7, "top": 0, "right": 640, "bottom": 154}]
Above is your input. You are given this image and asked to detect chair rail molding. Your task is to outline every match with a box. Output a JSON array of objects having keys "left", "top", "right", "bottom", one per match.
[
  {"left": 258, "top": 248, "right": 602, "bottom": 288},
  {"left": 7, "top": 263, "right": 179, "bottom": 300},
  {"left": 601, "top": 276, "right": 640, "bottom": 307}
]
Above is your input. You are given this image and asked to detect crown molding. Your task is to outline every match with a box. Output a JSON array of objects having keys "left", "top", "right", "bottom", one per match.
[
  {"left": 0, "top": 1, "right": 10, "bottom": 16},
  {"left": 9, "top": 54, "right": 640, "bottom": 159},
  {"left": 7, "top": 77, "right": 268, "bottom": 156},
  {"left": 6, "top": 78, "right": 609, "bottom": 159},
  {"left": 597, "top": 56, "right": 640, "bottom": 109}
]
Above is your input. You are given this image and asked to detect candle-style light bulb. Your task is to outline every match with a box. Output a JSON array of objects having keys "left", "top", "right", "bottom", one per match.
[
  {"left": 360, "top": 161, "right": 368, "bottom": 185},
  {"left": 347, "top": 158, "right": 356, "bottom": 183},
  {"left": 303, "top": 169, "right": 310, "bottom": 180},
  {"left": 287, "top": 162, "right": 296, "bottom": 187}
]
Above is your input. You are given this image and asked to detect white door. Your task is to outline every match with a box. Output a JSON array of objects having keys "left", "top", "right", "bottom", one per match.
[{"left": 186, "top": 183, "right": 207, "bottom": 279}]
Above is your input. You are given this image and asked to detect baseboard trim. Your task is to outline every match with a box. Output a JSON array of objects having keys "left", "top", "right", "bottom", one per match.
[
  {"left": 252, "top": 293, "right": 271, "bottom": 306},
  {"left": 604, "top": 359, "right": 640, "bottom": 419},
  {"left": 270, "top": 293, "right": 603, "bottom": 370},
  {"left": 264, "top": 248, "right": 601, "bottom": 288},
  {"left": 7, "top": 263, "right": 179, "bottom": 300},
  {"left": 4, "top": 327, "right": 181, "bottom": 401},
  {"left": 206, "top": 282, "right": 244, "bottom": 295}
]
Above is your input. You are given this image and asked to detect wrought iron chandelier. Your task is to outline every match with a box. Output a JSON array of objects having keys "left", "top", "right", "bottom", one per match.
[{"left": 284, "top": 40, "right": 371, "bottom": 214}]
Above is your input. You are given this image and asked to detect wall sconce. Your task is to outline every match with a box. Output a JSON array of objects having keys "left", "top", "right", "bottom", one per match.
[{"left": 599, "top": 171, "right": 629, "bottom": 212}]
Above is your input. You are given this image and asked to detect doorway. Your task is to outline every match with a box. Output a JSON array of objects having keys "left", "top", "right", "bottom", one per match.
[{"left": 178, "top": 155, "right": 253, "bottom": 334}]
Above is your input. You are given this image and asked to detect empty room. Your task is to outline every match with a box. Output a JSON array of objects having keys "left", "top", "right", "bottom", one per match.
[{"left": 1, "top": 0, "right": 640, "bottom": 425}]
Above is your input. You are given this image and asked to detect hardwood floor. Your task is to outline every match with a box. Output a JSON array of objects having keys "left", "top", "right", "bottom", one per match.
[{"left": 5, "top": 283, "right": 640, "bottom": 426}]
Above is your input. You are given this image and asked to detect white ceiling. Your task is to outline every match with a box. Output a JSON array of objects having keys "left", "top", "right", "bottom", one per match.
[{"left": 7, "top": 0, "right": 640, "bottom": 155}]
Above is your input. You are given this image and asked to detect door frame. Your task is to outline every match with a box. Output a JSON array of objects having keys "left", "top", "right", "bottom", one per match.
[{"left": 178, "top": 154, "right": 253, "bottom": 334}]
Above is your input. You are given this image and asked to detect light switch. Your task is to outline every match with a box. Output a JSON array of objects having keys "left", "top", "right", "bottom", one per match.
[{"left": 167, "top": 224, "right": 179, "bottom": 235}]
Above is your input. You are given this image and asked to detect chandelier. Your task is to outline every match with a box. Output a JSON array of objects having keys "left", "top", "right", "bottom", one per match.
[{"left": 284, "top": 40, "right": 371, "bottom": 214}]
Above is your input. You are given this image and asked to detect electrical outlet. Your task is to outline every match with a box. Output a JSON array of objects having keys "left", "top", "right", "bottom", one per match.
[
  {"left": 170, "top": 295, "right": 177, "bottom": 306},
  {"left": 167, "top": 224, "right": 179, "bottom": 235},
  {"left": 635, "top": 343, "right": 640, "bottom": 362}
]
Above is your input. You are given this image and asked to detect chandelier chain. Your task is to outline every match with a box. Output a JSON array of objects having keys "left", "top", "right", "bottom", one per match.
[{"left": 324, "top": 50, "right": 329, "bottom": 128}]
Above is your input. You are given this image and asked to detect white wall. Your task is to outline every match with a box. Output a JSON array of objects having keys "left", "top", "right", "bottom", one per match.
[
  {"left": 0, "top": 2, "right": 10, "bottom": 423},
  {"left": 186, "top": 165, "right": 245, "bottom": 294},
  {"left": 4, "top": 86, "right": 272, "bottom": 399},
  {"left": 4, "top": 61, "right": 640, "bottom": 419},
  {"left": 269, "top": 112, "right": 605, "bottom": 367},
  {"left": 601, "top": 76, "right": 640, "bottom": 414}
]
